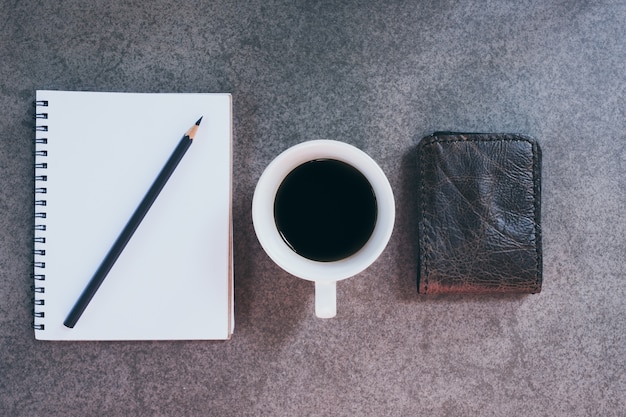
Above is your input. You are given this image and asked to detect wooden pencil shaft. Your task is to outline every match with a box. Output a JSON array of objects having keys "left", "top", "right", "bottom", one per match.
[{"left": 63, "top": 127, "right": 195, "bottom": 328}]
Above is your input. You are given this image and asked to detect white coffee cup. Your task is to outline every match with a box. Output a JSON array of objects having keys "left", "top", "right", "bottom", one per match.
[{"left": 252, "top": 140, "right": 395, "bottom": 318}]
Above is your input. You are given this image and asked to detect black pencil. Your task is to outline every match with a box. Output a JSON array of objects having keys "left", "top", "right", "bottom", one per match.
[{"left": 63, "top": 117, "right": 203, "bottom": 328}]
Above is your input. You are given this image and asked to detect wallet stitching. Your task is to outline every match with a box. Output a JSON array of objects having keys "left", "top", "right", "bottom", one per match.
[
  {"left": 531, "top": 141, "right": 541, "bottom": 293},
  {"left": 419, "top": 134, "right": 541, "bottom": 293}
]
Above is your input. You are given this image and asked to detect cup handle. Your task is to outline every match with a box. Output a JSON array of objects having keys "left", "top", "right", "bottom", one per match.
[{"left": 315, "top": 281, "right": 337, "bottom": 318}]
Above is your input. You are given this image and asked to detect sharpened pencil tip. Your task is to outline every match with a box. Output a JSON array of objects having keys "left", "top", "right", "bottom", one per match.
[{"left": 186, "top": 118, "right": 202, "bottom": 141}]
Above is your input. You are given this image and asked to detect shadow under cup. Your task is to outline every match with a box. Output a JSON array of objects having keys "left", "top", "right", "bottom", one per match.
[{"left": 252, "top": 140, "right": 395, "bottom": 318}]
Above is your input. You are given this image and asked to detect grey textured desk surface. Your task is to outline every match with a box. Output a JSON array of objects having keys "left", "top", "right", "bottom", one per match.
[{"left": 1, "top": 1, "right": 625, "bottom": 416}]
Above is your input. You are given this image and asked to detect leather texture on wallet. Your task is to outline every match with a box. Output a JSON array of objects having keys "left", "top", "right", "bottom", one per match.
[{"left": 417, "top": 133, "right": 542, "bottom": 294}]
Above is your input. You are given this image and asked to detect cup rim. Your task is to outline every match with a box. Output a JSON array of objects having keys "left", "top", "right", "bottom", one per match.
[{"left": 252, "top": 140, "right": 395, "bottom": 282}]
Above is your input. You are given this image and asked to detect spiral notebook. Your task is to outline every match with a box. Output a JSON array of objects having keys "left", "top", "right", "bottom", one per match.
[{"left": 34, "top": 91, "right": 233, "bottom": 340}]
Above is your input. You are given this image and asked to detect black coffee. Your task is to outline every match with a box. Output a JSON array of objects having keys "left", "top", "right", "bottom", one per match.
[{"left": 274, "top": 159, "right": 377, "bottom": 262}]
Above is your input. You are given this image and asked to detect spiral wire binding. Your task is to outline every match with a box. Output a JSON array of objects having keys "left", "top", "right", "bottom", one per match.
[{"left": 34, "top": 99, "right": 49, "bottom": 331}]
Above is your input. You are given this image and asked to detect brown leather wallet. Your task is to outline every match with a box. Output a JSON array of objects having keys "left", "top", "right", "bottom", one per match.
[{"left": 417, "top": 133, "right": 542, "bottom": 294}]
